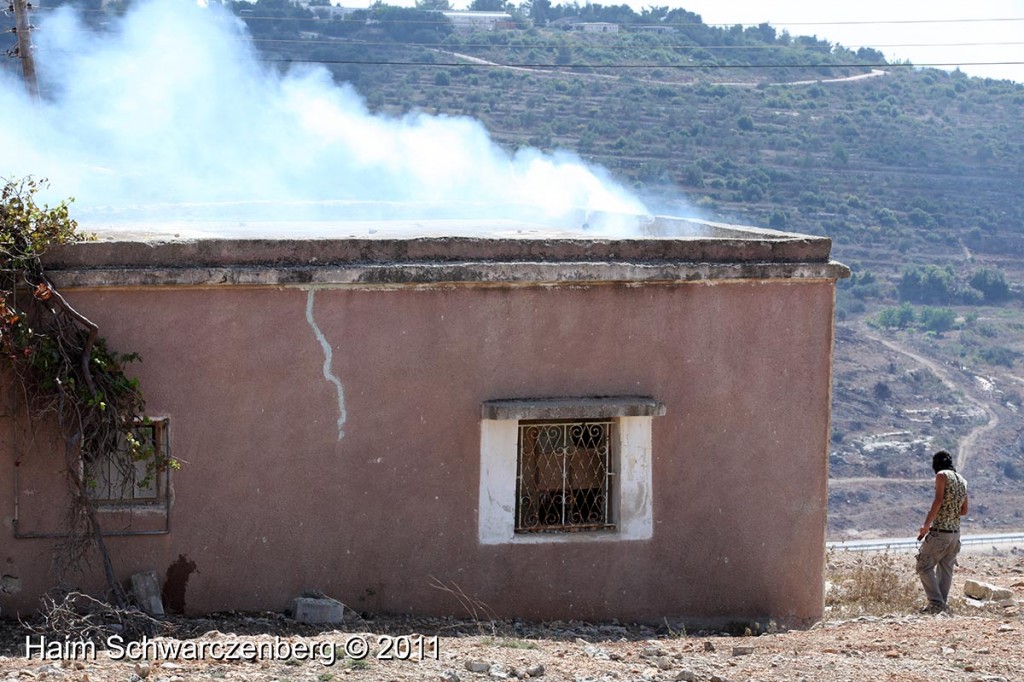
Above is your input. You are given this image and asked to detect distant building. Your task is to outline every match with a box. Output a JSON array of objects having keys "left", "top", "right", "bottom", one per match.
[
  {"left": 636, "top": 25, "right": 675, "bottom": 34},
  {"left": 441, "top": 11, "right": 515, "bottom": 32},
  {"left": 294, "top": 1, "right": 356, "bottom": 19},
  {"left": 576, "top": 22, "right": 619, "bottom": 34}
]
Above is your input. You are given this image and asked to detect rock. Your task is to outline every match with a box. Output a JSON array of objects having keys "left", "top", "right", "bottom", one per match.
[
  {"left": 997, "top": 624, "right": 1014, "bottom": 633},
  {"left": 134, "top": 662, "right": 151, "bottom": 679},
  {"left": 525, "top": 663, "right": 545, "bottom": 677},
  {"left": 130, "top": 571, "right": 165, "bottom": 617},
  {"left": 710, "top": 675, "right": 731, "bottom": 682},
  {"left": 703, "top": 641, "right": 715, "bottom": 652},
  {"left": 731, "top": 645, "right": 754, "bottom": 657},
  {"left": 655, "top": 656, "right": 673, "bottom": 670},
  {"left": 290, "top": 597, "right": 345, "bottom": 624},
  {"left": 964, "top": 579, "right": 1015, "bottom": 602},
  {"left": 673, "top": 671, "right": 697, "bottom": 682},
  {"left": 465, "top": 660, "right": 491, "bottom": 673},
  {"left": 440, "top": 671, "right": 460, "bottom": 682}
]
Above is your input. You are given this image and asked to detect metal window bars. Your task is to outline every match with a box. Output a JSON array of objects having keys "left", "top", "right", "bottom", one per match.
[
  {"left": 87, "top": 418, "right": 170, "bottom": 505},
  {"left": 515, "top": 420, "right": 614, "bottom": 533}
]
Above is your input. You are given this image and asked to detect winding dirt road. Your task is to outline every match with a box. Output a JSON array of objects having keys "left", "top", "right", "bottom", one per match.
[{"left": 861, "top": 327, "right": 998, "bottom": 474}]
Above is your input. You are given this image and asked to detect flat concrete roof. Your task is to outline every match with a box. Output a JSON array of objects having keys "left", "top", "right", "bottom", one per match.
[{"left": 44, "top": 215, "right": 851, "bottom": 288}]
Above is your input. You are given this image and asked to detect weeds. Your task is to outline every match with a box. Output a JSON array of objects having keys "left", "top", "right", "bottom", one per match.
[
  {"left": 480, "top": 636, "right": 539, "bottom": 649},
  {"left": 826, "top": 551, "right": 920, "bottom": 616},
  {"left": 428, "top": 577, "right": 499, "bottom": 636}
]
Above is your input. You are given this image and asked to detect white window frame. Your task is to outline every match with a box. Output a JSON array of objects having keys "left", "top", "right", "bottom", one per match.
[{"left": 478, "top": 397, "right": 663, "bottom": 545}]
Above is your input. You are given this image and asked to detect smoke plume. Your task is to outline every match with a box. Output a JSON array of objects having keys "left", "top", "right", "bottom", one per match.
[{"left": 1, "top": 0, "right": 655, "bottom": 238}]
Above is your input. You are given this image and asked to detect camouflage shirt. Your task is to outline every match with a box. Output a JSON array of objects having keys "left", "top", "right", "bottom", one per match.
[{"left": 932, "top": 469, "right": 968, "bottom": 532}]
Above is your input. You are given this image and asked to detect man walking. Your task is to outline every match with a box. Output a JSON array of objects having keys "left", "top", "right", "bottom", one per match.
[{"left": 916, "top": 450, "right": 968, "bottom": 614}]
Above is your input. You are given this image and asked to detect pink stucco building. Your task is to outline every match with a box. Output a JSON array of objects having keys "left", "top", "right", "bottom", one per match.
[{"left": 1, "top": 216, "right": 848, "bottom": 626}]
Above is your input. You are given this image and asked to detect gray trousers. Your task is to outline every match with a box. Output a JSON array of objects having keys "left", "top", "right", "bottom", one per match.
[{"left": 916, "top": 530, "right": 961, "bottom": 607}]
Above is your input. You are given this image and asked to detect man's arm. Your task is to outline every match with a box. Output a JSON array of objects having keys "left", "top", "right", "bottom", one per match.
[
  {"left": 961, "top": 493, "right": 968, "bottom": 516},
  {"left": 918, "top": 474, "right": 946, "bottom": 541}
]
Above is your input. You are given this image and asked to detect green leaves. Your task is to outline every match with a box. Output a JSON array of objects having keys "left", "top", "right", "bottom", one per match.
[{"left": 2, "top": 175, "right": 174, "bottom": 507}]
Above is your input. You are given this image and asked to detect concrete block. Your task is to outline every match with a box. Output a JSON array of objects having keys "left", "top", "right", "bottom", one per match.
[
  {"left": 290, "top": 597, "right": 345, "bottom": 624},
  {"left": 130, "top": 571, "right": 165, "bottom": 616}
]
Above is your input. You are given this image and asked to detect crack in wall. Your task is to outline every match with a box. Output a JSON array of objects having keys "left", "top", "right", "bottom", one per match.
[{"left": 305, "top": 289, "right": 346, "bottom": 441}]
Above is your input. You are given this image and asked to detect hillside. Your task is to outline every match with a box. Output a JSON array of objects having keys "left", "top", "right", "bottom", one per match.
[{"left": 11, "top": 0, "right": 1024, "bottom": 539}]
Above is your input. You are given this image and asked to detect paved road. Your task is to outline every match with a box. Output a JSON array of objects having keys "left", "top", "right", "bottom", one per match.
[{"left": 828, "top": 532, "right": 1024, "bottom": 553}]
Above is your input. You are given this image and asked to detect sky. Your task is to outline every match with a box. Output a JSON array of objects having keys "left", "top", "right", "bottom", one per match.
[
  {"left": 349, "top": 0, "right": 1024, "bottom": 83},
  {"left": 675, "top": 0, "right": 1024, "bottom": 83}
]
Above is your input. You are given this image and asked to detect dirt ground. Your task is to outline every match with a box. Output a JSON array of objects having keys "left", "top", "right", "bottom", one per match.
[{"left": 1, "top": 549, "right": 1021, "bottom": 682}]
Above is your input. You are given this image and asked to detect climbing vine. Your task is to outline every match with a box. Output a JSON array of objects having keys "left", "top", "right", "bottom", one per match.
[{"left": 1, "top": 177, "right": 171, "bottom": 605}]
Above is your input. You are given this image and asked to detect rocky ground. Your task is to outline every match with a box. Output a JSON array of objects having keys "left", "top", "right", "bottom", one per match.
[{"left": 1, "top": 549, "right": 1022, "bottom": 682}]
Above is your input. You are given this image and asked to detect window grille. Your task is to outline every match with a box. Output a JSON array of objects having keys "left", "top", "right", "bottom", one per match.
[
  {"left": 515, "top": 420, "right": 614, "bottom": 533},
  {"left": 87, "top": 418, "right": 169, "bottom": 505}
]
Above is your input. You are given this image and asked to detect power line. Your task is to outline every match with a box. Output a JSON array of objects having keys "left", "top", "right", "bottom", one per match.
[{"left": 192, "top": 37, "right": 1024, "bottom": 50}]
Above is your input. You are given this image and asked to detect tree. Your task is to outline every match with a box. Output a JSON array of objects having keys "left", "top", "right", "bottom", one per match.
[
  {"left": 373, "top": 6, "right": 453, "bottom": 43},
  {"left": 415, "top": 0, "right": 451, "bottom": 9},
  {"left": 874, "top": 303, "right": 916, "bottom": 329},
  {"left": 470, "top": 0, "right": 506, "bottom": 10},
  {"left": 898, "top": 265, "right": 957, "bottom": 304},
  {"left": 529, "top": 0, "right": 551, "bottom": 24},
  {"left": 969, "top": 267, "right": 1010, "bottom": 303},
  {"left": 1, "top": 178, "right": 173, "bottom": 605}
]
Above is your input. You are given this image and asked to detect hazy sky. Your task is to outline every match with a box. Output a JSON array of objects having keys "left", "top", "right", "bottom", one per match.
[
  {"left": 675, "top": 0, "right": 1024, "bottom": 83},
  {"left": 360, "top": 0, "right": 1024, "bottom": 83}
]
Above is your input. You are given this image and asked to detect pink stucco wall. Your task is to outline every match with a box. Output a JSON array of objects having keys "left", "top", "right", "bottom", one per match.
[{"left": 1, "top": 272, "right": 837, "bottom": 626}]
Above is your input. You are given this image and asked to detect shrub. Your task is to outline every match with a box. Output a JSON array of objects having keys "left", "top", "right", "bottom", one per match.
[
  {"left": 874, "top": 303, "right": 916, "bottom": 329},
  {"left": 825, "top": 552, "right": 919, "bottom": 616},
  {"left": 898, "top": 265, "right": 957, "bottom": 304},
  {"left": 917, "top": 306, "right": 956, "bottom": 333},
  {"left": 969, "top": 267, "right": 1010, "bottom": 302}
]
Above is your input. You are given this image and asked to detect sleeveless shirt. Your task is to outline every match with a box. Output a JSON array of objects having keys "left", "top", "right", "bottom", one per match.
[{"left": 932, "top": 469, "right": 967, "bottom": 532}]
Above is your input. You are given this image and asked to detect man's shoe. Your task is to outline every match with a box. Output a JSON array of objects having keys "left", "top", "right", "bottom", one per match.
[{"left": 919, "top": 603, "right": 944, "bottom": 614}]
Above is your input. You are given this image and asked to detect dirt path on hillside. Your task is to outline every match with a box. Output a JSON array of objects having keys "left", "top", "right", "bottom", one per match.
[
  {"left": 861, "top": 328, "right": 997, "bottom": 474},
  {"left": 435, "top": 50, "right": 888, "bottom": 88}
]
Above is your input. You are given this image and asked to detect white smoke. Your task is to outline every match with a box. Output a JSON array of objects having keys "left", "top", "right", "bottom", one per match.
[{"left": 1, "top": 0, "right": 658, "bottom": 238}]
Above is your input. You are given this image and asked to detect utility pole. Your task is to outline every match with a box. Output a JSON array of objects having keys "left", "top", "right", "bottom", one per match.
[{"left": 10, "top": 0, "right": 38, "bottom": 98}]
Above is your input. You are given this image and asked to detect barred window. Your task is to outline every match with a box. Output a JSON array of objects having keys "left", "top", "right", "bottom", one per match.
[
  {"left": 87, "top": 418, "right": 170, "bottom": 505},
  {"left": 516, "top": 420, "right": 614, "bottom": 533},
  {"left": 479, "top": 397, "right": 663, "bottom": 545}
]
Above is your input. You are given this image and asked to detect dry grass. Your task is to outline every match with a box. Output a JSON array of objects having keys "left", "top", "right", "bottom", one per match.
[{"left": 825, "top": 551, "right": 921, "bottom": 617}]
